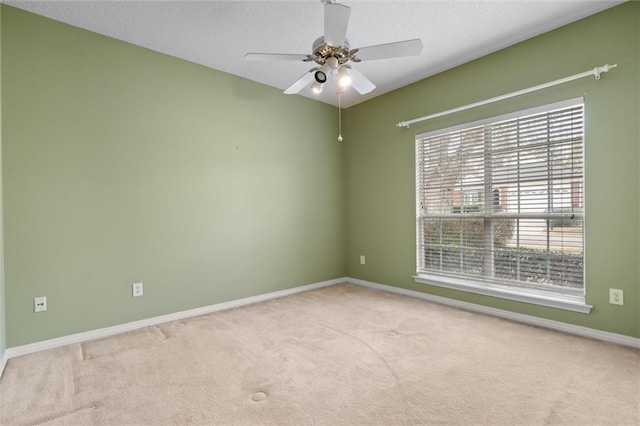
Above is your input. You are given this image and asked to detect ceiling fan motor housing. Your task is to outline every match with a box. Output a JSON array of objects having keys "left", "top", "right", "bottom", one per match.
[{"left": 311, "top": 36, "right": 356, "bottom": 65}]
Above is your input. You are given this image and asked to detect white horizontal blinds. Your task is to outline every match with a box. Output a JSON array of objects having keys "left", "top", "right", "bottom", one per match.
[{"left": 416, "top": 101, "right": 584, "bottom": 290}]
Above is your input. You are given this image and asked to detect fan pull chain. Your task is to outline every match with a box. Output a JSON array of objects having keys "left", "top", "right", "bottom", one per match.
[{"left": 338, "top": 92, "right": 343, "bottom": 142}]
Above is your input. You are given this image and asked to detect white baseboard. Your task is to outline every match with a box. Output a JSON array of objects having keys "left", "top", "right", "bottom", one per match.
[
  {"left": 5, "top": 277, "right": 345, "bottom": 360},
  {"left": 0, "top": 350, "right": 8, "bottom": 379},
  {"left": 347, "top": 277, "right": 640, "bottom": 349}
]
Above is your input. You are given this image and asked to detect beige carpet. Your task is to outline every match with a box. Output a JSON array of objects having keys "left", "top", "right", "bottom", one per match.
[{"left": 1, "top": 283, "right": 638, "bottom": 425}]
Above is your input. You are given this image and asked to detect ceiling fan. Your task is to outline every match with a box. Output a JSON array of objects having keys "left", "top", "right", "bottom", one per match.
[{"left": 244, "top": 0, "right": 423, "bottom": 96}]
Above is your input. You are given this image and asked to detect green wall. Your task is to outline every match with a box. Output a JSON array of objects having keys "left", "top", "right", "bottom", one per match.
[
  {"left": 344, "top": 2, "right": 640, "bottom": 338},
  {"left": 1, "top": 6, "right": 345, "bottom": 347}
]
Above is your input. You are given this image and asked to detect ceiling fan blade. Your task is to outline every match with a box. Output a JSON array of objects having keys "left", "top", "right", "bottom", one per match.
[
  {"left": 324, "top": 2, "right": 351, "bottom": 46},
  {"left": 355, "top": 39, "right": 423, "bottom": 61},
  {"left": 244, "top": 53, "right": 311, "bottom": 62},
  {"left": 348, "top": 67, "right": 375, "bottom": 95},
  {"left": 284, "top": 70, "right": 316, "bottom": 94}
]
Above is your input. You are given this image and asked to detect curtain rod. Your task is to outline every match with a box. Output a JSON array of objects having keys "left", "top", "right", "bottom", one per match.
[{"left": 395, "top": 63, "right": 617, "bottom": 129}]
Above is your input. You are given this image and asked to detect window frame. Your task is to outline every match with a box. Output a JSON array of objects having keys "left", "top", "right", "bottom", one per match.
[{"left": 414, "top": 98, "right": 591, "bottom": 313}]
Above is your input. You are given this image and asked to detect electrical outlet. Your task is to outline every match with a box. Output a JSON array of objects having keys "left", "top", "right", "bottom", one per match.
[
  {"left": 360, "top": 255, "right": 366, "bottom": 265},
  {"left": 609, "top": 288, "right": 623, "bottom": 305},
  {"left": 132, "top": 282, "right": 144, "bottom": 297},
  {"left": 34, "top": 296, "right": 47, "bottom": 313}
]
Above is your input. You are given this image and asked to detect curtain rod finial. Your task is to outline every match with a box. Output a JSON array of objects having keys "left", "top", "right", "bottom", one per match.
[{"left": 594, "top": 63, "right": 617, "bottom": 80}]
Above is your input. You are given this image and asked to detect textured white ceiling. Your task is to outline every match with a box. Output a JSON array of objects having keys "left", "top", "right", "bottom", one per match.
[{"left": 6, "top": 0, "right": 625, "bottom": 108}]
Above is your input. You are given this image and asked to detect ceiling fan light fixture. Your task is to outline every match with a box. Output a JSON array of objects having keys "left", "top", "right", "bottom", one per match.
[
  {"left": 311, "top": 81, "right": 324, "bottom": 94},
  {"left": 337, "top": 66, "right": 351, "bottom": 88},
  {"left": 314, "top": 70, "right": 328, "bottom": 84}
]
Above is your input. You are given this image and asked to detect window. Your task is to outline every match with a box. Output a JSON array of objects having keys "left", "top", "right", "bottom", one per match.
[{"left": 415, "top": 99, "right": 588, "bottom": 312}]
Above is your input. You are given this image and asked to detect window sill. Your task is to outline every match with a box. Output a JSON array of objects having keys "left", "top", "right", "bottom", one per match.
[{"left": 413, "top": 274, "right": 592, "bottom": 314}]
